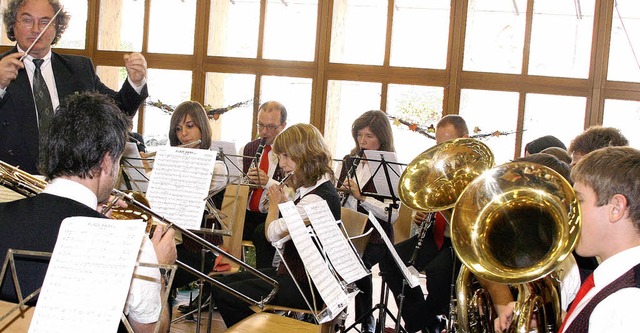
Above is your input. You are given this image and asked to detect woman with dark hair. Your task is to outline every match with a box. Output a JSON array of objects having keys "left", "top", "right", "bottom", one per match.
[
  {"left": 169, "top": 101, "right": 213, "bottom": 149},
  {"left": 524, "top": 135, "right": 566, "bottom": 156},
  {"left": 337, "top": 110, "right": 398, "bottom": 333},
  {"left": 212, "top": 123, "right": 341, "bottom": 328}
]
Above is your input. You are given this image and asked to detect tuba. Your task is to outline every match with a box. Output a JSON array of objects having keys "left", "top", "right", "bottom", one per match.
[
  {"left": 398, "top": 138, "right": 495, "bottom": 332},
  {"left": 451, "top": 162, "right": 581, "bottom": 333}
]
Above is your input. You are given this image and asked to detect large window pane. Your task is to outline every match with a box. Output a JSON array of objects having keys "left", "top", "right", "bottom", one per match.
[
  {"left": 330, "top": 0, "right": 387, "bottom": 65},
  {"left": 324, "top": 80, "right": 381, "bottom": 162},
  {"left": 528, "top": 0, "right": 594, "bottom": 78},
  {"left": 260, "top": 76, "right": 312, "bottom": 127},
  {"left": 390, "top": 0, "right": 450, "bottom": 69},
  {"left": 143, "top": 69, "right": 193, "bottom": 151},
  {"left": 522, "top": 94, "right": 586, "bottom": 156},
  {"left": 603, "top": 99, "right": 640, "bottom": 148},
  {"left": 204, "top": 73, "right": 255, "bottom": 147},
  {"left": 263, "top": 0, "right": 317, "bottom": 61},
  {"left": 208, "top": 0, "right": 260, "bottom": 58},
  {"left": 459, "top": 89, "right": 520, "bottom": 164},
  {"left": 608, "top": 0, "right": 640, "bottom": 82},
  {"left": 148, "top": 0, "right": 195, "bottom": 54},
  {"left": 386, "top": 84, "right": 444, "bottom": 164},
  {"left": 463, "top": 0, "right": 527, "bottom": 74},
  {"left": 55, "top": 1, "right": 87, "bottom": 49},
  {"left": 98, "top": 0, "right": 143, "bottom": 51}
]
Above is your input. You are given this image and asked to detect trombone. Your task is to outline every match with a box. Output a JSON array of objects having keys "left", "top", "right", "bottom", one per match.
[{"left": 0, "top": 160, "right": 279, "bottom": 309}]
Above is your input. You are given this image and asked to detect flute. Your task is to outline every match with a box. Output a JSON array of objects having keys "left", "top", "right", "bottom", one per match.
[{"left": 262, "top": 172, "right": 293, "bottom": 207}]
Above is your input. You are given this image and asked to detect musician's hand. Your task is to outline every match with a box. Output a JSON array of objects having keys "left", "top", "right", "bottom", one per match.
[
  {"left": 247, "top": 167, "right": 269, "bottom": 186},
  {"left": 151, "top": 227, "right": 177, "bottom": 265},
  {"left": 0, "top": 53, "right": 24, "bottom": 90},
  {"left": 340, "top": 178, "right": 365, "bottom": 201},
  {"left": 124, "top": 52, "right": 147, "bottom": 86},
  {"left": 413, "top": 211, "right": 429, "bottom": 225},
  {"left": 99, "top": 195, "right": 128, "bottom": 217},
  {"left": 494, "top": 302, "right": 515, "bottom": 332},
  {"left": 267, "top": 185, "right": 286, "bottom": 207}
]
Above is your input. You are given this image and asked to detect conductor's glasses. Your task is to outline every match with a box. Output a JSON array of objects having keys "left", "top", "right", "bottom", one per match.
[{"left": 16, "top": 17, "right": 51, "bottom": 30}]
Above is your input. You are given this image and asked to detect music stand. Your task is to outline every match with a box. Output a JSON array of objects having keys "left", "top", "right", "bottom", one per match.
[{"left": 343, "top": 151, "right": 411, "bottom": 333}]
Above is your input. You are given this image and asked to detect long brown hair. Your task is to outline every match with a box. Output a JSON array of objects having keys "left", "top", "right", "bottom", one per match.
[
  {"left": 273, "top": 123, "right": 335, "bottom": 188},
  {"left": 168, "top": 101, "right": 212, "bottom": 149},
  {"left": 350, "top": 110, "right": 395, "bottom": 155}
]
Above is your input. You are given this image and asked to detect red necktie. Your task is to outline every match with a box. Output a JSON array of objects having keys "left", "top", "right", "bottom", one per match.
[
  {"left": 248, "top": 145, "right": 271, "bottom": 211},
  {"left": 434, "top": 212, "right": 447, "bottom": 250},
  {"left": 558, "top": 273, "right": 595, "bottom": 332}
]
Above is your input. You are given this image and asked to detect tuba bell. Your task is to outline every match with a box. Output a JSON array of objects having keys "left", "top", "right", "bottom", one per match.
[
  {"left": 451, "top": 162, "right": 581, "bottom": 333},
  {"left": 398, "top": 138, "right": 495, "bottom": 332}
]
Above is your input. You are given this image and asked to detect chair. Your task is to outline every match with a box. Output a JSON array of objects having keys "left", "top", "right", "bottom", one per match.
[
  {"left": 214, "top": 184, "right": 249, "bottom": 273},
  {"left": 0, "top": 300, "right": 34, "bottom": 332},
  {"left": 340, "top": 207, "right": 373, "bottom": 256},
  {"left": 393, "top": 204, "right": 414, "bottom": 245}
]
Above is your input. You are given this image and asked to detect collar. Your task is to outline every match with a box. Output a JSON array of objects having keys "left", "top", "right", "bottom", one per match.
[
  {"left": 296, "top": 174, "right": 331, "bottom": 199},
  {"left": 42, "top": 178, "right": 98, "bottom": 210},
  {"left": 17, "top": 44, "right": 52, "bottom": 65},
  {"left": 593, "top": 245, "right": 640, "bottom": 288}
]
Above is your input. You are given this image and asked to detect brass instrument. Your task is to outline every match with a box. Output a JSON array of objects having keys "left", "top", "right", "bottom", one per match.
[
  {"left": 0, "top": 161, "right": 47, "bottom": 198},
  {"left": 0, "top": 160, "right": 280, "bottom": 309},
  {"left": 397, "top": 138, "right": 495, "bottom": 332},
  {"left": 451, "top": 162, "right": 580, "bottom": 333}
]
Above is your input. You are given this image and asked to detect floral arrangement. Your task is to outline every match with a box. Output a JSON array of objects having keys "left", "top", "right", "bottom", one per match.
[
  {"left": 387, "top": 114, "right": 519, "bottom": 140},
  {"left": 146, "top": 99, "right": 252, "bottom": 120}
]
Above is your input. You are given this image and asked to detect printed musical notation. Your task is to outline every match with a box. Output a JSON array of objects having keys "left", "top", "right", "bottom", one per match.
[
  {"left": 146, "top": 147, "right": 217, "bottom": 230},
  {"left": 303, "top": 201, "right": 369, "bottom": 284},
  {"left": 279, "top": 202, "right": 349, "bottom": 322},
  {"left": 28, "top": 217, "right": 146, "bottom": 333}
]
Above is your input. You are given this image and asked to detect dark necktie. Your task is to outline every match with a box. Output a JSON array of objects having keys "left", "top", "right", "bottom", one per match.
[{"left": 32, "top": 59, "right": 54, "bottom": 136}]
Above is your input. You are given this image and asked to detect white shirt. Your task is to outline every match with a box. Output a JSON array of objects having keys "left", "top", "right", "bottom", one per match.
[
  {"left": 267, "top": 174, "right": 332, "bottom": 243},
  {"left": 343, "top": 161, "right": 399, "bottom": 224},
  {"left": 561, "top": 245, "right": 640, "bottom": 332},
  {"left": 43, "top": 178, "right": 162, "bottom": 324}
]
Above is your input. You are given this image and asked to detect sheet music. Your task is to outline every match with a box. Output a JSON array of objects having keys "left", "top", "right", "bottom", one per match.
[
  {"left": 363, "top": 150, "right": 402, "bottom": 198},
  {"left": 211, "top": 140, "right": 243, "bottom": 184},
  {"left": 29, "top": 217, "right": 146, "bottom": 333},
  {"left": 120, "top": 142, "right": 150, "bottom": 192},
  {"left": 303, "top": 201, "right": 369, "bottom": 284},
  {"left": 146, "top": 147, "right": 216, "bottom": 230},
  {"left": 279, "top": 202, "right": 349, "bottom": 321},
  {"left": 366, "top": 211, "right": 420, "bottom": 288}
]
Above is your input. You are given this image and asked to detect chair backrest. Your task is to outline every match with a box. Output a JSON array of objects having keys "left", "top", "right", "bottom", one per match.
[
  {"left": 217, "top": 184, "right": 249, "bottom": 270},
  {"left": 393, "top": 204, "right": 414, "bottom": 244},
  {"left": 340, "top": 207, "right": 372, "bottom": 257},
  {"left": 0, "top": 300, "right": 35, "bottom": 331}
]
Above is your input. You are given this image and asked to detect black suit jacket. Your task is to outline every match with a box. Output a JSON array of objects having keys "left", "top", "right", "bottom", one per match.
[
  {"left": 0, "top": 193, "right": 104, "bottom": 304},
  {"left": 0, "top": 47, "right": 149, "bottom": 174}
]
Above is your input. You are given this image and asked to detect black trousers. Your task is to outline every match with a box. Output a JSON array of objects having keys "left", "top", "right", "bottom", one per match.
[
  {"left": 211, "top": 268, "right": 321, "bottom": 328},
  {"left": 379, "top": 231, "right": 458, "bottom": 333},
  {"left": 244, "top": 209, "right": 276, "bottom": 269},
  {"left": 354, "top": 242, "right": 386, "bottom": 331}
]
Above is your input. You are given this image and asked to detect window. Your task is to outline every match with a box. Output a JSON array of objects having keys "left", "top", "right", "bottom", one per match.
[
  {"left": 603, "top": 99, "right": 640, "bottom": 148},
  {"left": 607, "top": 0, "right": 640, "bottom": 82},
  {"left": 148, "top": 0, "right": 196, "bottom": 55},
  {"left": 98, "top": 0, "right": 144, "bottom": 52},
  {"left": 330, "top": 0, "right": 388, "bottom": 65}
]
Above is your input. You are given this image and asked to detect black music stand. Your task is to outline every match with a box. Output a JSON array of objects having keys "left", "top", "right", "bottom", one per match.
[{"left": 343, "top": 152, "right": 410, "bottom": 333}]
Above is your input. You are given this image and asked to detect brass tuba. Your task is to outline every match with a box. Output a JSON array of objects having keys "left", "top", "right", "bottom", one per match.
[
  {"left": 0, "top": 161, "right": 47, "bottom": 198},
  {"left": 398, "top": 138, "right": 495, "bottom": 332},
  {"left": 450, "top": 162, "right": 581, "bottom": 333}
]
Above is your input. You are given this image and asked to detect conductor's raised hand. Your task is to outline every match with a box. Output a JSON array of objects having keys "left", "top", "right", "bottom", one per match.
[
  {"left": 123, "top": 52, "right": 147, "bottom": 86},
  {"left": 0, "top": 53, "right": 24, "bottom": 90}
]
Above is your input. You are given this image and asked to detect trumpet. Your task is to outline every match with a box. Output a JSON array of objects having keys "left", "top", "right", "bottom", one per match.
[{"left": 261, "top": 172, "right": 293, "bottom": 207}]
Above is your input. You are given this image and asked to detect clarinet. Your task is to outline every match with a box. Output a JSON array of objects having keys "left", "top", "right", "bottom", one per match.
[
  {"left": 341, "top": 149, "right": 364, "bottom": 206},
  {"left": 245, "top": 137, "right": 267, "bottom": 185},
  {"left": 409, "top": 212, "right": 435, "bottom": 265}
]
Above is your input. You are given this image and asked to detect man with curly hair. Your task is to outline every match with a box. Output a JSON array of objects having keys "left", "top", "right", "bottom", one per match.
[{"left": 0, "top": 0, "right": 148, "bottom": 174}]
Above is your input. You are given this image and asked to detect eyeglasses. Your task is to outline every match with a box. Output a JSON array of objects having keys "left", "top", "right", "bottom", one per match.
[
  {"left": 257, "top": 123, "right": 281, "bottom": 131},
  {"left": 16, "top": 17, "right": 52, "bottom": 30}
]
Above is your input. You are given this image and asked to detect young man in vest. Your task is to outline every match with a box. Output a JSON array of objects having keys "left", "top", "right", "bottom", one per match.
[{"left": 559, "top": 146, "right": 640, "bottom": 332}]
